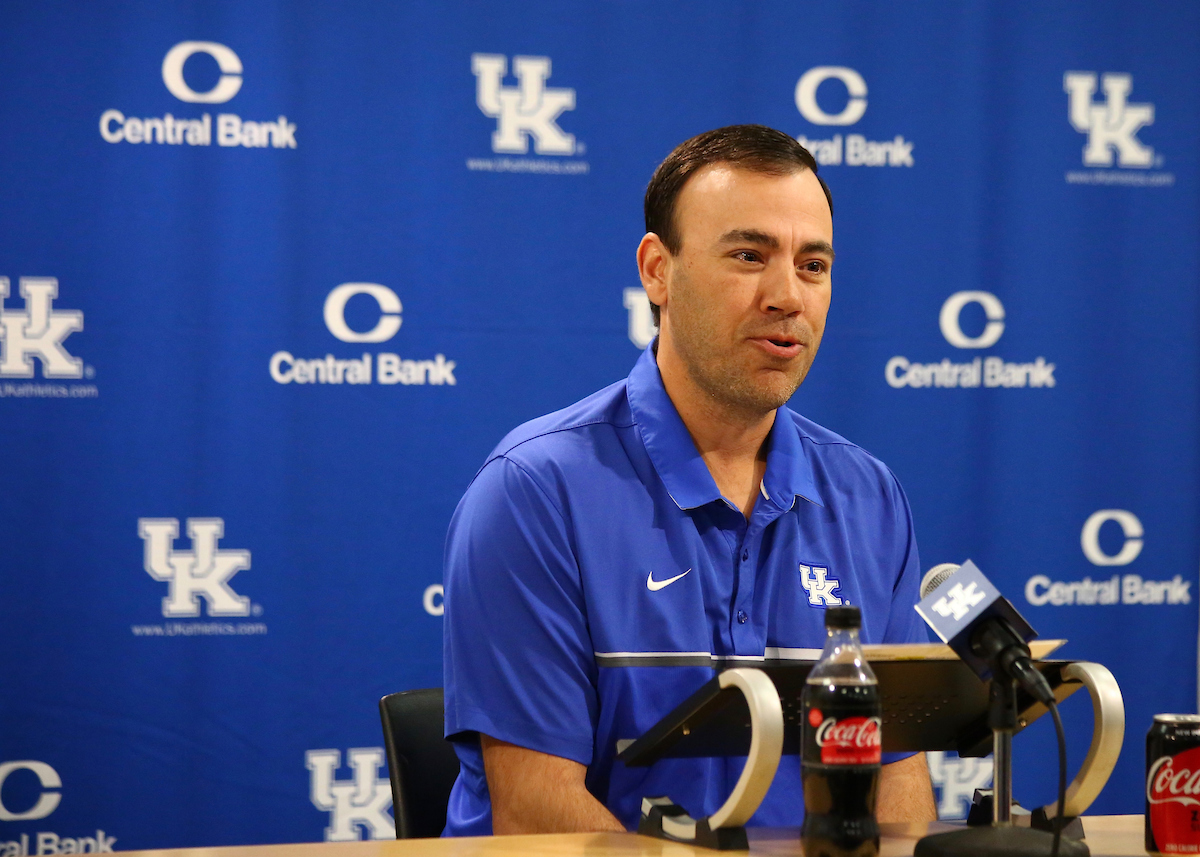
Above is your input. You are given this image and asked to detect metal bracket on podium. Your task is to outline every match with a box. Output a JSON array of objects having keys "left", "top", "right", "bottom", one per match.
[
  {"left": 1034, "top": 661, "right": 1124, "bottom": 821},
  {"left": 961, "top": 662, "right": 1122, "bottom": 838},
  {"left": 635, "top": 668, "right": 783, "bottom": 851},
  {"left": 933, "top": 661, "right": 1123, "bottom": 857}
]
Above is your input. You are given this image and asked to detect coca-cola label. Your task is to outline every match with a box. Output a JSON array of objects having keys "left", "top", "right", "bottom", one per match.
[
  {"left": 1148, "top": 746, "right": 1200, "bottom": 852},
  {"left": 814, "top": 715, "right": 882, "bottom": 765}
]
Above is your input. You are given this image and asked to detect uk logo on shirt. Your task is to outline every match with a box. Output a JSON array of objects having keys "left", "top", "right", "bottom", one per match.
[{"left": 800, "top": 563, "right": 842, "bottom": 606}]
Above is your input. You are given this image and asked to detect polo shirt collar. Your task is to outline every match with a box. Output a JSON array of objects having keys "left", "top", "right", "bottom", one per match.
[
  {"left": 761, "top": 393, "right": 824, "bottom": 510},
  {"left": 627, "top": 342, "right": 824, "bottom": 512}
]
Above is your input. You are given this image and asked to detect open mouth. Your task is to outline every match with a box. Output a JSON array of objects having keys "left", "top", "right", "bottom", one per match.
[{"left": 753, "top": 336, "right": 803, "bottom": 357}]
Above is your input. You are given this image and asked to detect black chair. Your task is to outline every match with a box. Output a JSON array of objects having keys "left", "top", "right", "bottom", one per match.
[{"left": 378, "top": 688, "right": 461, "bottom": 838}]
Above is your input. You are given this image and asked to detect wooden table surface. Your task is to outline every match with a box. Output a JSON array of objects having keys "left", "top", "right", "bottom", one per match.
[{"left": 114, "top": 815, "right": 1147, "bottom": 857}]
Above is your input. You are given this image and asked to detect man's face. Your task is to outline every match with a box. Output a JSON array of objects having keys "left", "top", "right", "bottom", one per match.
[{"left": 656, "top": 164, "right": 834, "bottom": 418}]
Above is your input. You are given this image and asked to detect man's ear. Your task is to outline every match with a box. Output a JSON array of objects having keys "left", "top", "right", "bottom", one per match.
[{"left": 637, "top": 233, "right": 670, "bottom": 310}]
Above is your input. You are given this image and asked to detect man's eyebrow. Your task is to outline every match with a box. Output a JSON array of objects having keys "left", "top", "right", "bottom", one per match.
[
  {"left": 717, "top": 229, "right": 780, "bottom": 249},
  {"left": 800, "top": 240, "right": 836, "bottom": 261},
  {"left": 717, "top": 231, "right": 835, "bottom": 261}
]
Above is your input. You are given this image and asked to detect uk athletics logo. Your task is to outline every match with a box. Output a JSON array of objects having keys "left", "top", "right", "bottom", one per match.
[
  {"left": 138, "top": 518, "right": 251, "bottom": 618},
  {"left": 306, "top": 749, "right": 393, "bottom": 841},
  {"left": 931, "top": 582, "right": 986, "bottom": 622},
  {"left": 0, "top": 276, "right": 97, "bottom": 400},
  {"left": 0, "top": 277, "right": 83, "bottom": 378},
  {"left": 467, "top": 54, "right": 587, "bottom": 174},
  {"left": 471, "top": 54, "right": 576, "bottom": 155},
  {"left": 1064, "top": 72, "right": 1154, "bottom": 168},
  {"left": 800, "top": 564, "right": 842, "bottom": 606},
  {"left": 1063, "top": 71, "right": 1172, "bottom": 187},
  {"left": 927, "top": 751, "right": 994, "bottom": 820},
  {"left": 624, "top": 288, "right": 656, "bottom": 350}
]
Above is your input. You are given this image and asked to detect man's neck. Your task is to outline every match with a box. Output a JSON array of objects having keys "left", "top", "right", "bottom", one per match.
[{"left": 656, "top": 345, "right": 776, "bottom": 519}]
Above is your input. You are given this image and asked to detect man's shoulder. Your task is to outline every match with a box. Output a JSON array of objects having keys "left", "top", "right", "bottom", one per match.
[
  {"left": 783, "top": 407, "right": 902, "bottom": 489},
  {"left": 487, "top": 377, "right": 635, "bottom": 469}
]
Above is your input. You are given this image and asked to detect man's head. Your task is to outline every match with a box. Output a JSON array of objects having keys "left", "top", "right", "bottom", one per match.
[
  {"left": 637, "top": 125, "right": 835, "bottom": 421},
  {"left": 643, "top": 125, "right": 832, "bottom": 327}
]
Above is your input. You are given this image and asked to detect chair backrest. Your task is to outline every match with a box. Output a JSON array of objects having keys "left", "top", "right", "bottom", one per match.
[{"left": 378, "top": 688, "right": 461, "bottom": 838}]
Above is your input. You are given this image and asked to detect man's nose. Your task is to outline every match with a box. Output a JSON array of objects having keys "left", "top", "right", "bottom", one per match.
[{"left": 761, "top": 262, "right": 806, "bottom": 314}]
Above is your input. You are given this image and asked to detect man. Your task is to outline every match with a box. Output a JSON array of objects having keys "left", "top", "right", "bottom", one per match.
[{"left": 442, "top": 125, "right": 937, "bottom": 835}]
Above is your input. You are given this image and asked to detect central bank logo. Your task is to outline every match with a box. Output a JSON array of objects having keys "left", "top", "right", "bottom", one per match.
[
  {"left": 1025, "top": 509, "right": 1191, "bottom": 607},
  {"left": 162, "top": 41, "right": 243, "bottom": 103},
  {"left": 467, "top": 54, "right": 588, "bottom": 175},
  {"left": 938, "top": 291, "right": 1004, "bottom": 349},
  {"left": 422, "top": 584, "right": 445, "bottom": 617},
  {"left": 0, "top": 761, "right": 117, "bottom": 853},
  {"left": 306, "top": 748, "right": 393, "bottom": 841},
  {"left": 796, "top": 67, "right": 868, "bottom": 126},
  {"left": 794, "top": 66, "right": 913, "bottom": 168},
  {"left": 138, "top": 517, "right": 251, "bottom": 617},
  {"left": 1063, "top": 72, "right": 1172, "bottom": 187},
  {"left": 323, "top": 283, "right": 402, "bottom": 343},
  {"left": 886, "top": 291, "right": 1057, "bottom": 390},
  {"left": 100, "top": 41, "right": 297, "bottom": 149},
  {"left": 0, "top": 762, "right": 61, "bottom": 821},
  {"left": 1080, "top": 509, "right": 1143, "bottom": 567},
  {"left": 269, "top": 283, "right": 457, "bottom": 387}
]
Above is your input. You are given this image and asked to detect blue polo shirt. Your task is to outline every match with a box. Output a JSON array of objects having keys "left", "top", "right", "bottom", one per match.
[{"left": 442, "top": 343, "right": 926, "bottom": 835}]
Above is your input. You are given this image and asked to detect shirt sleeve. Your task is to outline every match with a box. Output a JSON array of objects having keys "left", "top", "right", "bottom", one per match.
[
  {"left": 880, "top": 466, "right": 931, "bottom": 645},
  {"left": 442, "top": 454, "right": 598, "bottom": 766},
  {"left": 877, "top": 467, "right": 932, "bottom": 766}
]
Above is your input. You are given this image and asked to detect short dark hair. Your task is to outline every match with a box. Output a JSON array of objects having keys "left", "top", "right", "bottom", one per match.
[{"left": 642, "top": 124, "right": 832, "bottom": 325}]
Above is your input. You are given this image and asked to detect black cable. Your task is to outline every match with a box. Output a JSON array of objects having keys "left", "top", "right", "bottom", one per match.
[{"left": 1049, "top": 699, "right": 1067, "bottom": 857}]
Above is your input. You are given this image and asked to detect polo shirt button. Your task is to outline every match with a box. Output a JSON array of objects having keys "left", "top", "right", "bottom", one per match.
[
  {"left": 741, "top": 550, "right": 749, "bottom": 562},
  {"left": 737, "top": 610, "right": 747, "bottom": 624}
]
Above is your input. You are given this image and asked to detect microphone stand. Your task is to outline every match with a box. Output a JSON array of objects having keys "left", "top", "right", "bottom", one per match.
[
  {"left": 914, "top": 676, "right": 1089, "bottom": 857},
  {"left": 990, "top": 677, "right": 1018, "bottom": 828}
]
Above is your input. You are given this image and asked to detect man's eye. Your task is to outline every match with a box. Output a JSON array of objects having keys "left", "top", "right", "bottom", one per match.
[
  {"left": 734, "top": 250, "right": 762, "bottom": 263},
  {"left": 802, "top": 260, "right": 827, "bottom": 274}
]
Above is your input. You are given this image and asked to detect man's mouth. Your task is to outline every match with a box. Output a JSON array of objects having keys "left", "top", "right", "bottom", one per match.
[{"left": 751, "top": 336, "right": 804, "bottom": 358}]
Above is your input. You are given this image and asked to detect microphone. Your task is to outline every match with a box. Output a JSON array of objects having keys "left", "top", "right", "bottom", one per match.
[
  {"left": 920, "top": 562, "right": 961, "bottom": 598},
  {"left": 916, "top": 560, "right": 1054, "bottom": 705}
]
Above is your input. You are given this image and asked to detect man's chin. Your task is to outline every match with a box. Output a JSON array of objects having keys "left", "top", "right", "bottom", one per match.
[
  {"left": 753, "top": 367, "right": 809, "bottom": 407},
  {"left": 720, "top": 378, "right": 804, "bottom": 416},
  {"left": 684, "top": 356, "right": 809, "bottom": 416}
]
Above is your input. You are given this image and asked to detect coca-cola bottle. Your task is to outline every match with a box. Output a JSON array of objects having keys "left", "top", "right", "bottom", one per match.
[{"left": 801, "top": 605, "right": 882, "bottom": 857}]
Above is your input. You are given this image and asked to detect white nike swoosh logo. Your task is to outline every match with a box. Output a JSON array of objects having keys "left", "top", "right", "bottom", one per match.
[{"left": 646, "top": 568, "right": 692, "bottom": 592}]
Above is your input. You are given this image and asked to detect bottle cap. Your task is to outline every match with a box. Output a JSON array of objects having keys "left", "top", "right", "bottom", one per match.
[{"left": 824, "top": 604, "right": 861, "bottom": 629}]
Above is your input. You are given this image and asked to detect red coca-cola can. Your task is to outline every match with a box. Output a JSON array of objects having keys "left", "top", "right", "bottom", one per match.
[{"left": 1147, "top": 714, "right": 1200, "bottom": 854}]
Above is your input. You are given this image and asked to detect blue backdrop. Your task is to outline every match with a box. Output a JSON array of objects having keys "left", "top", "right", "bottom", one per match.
[{"left": 1, "top": 1, "right": 1197, "bottom": 849}]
